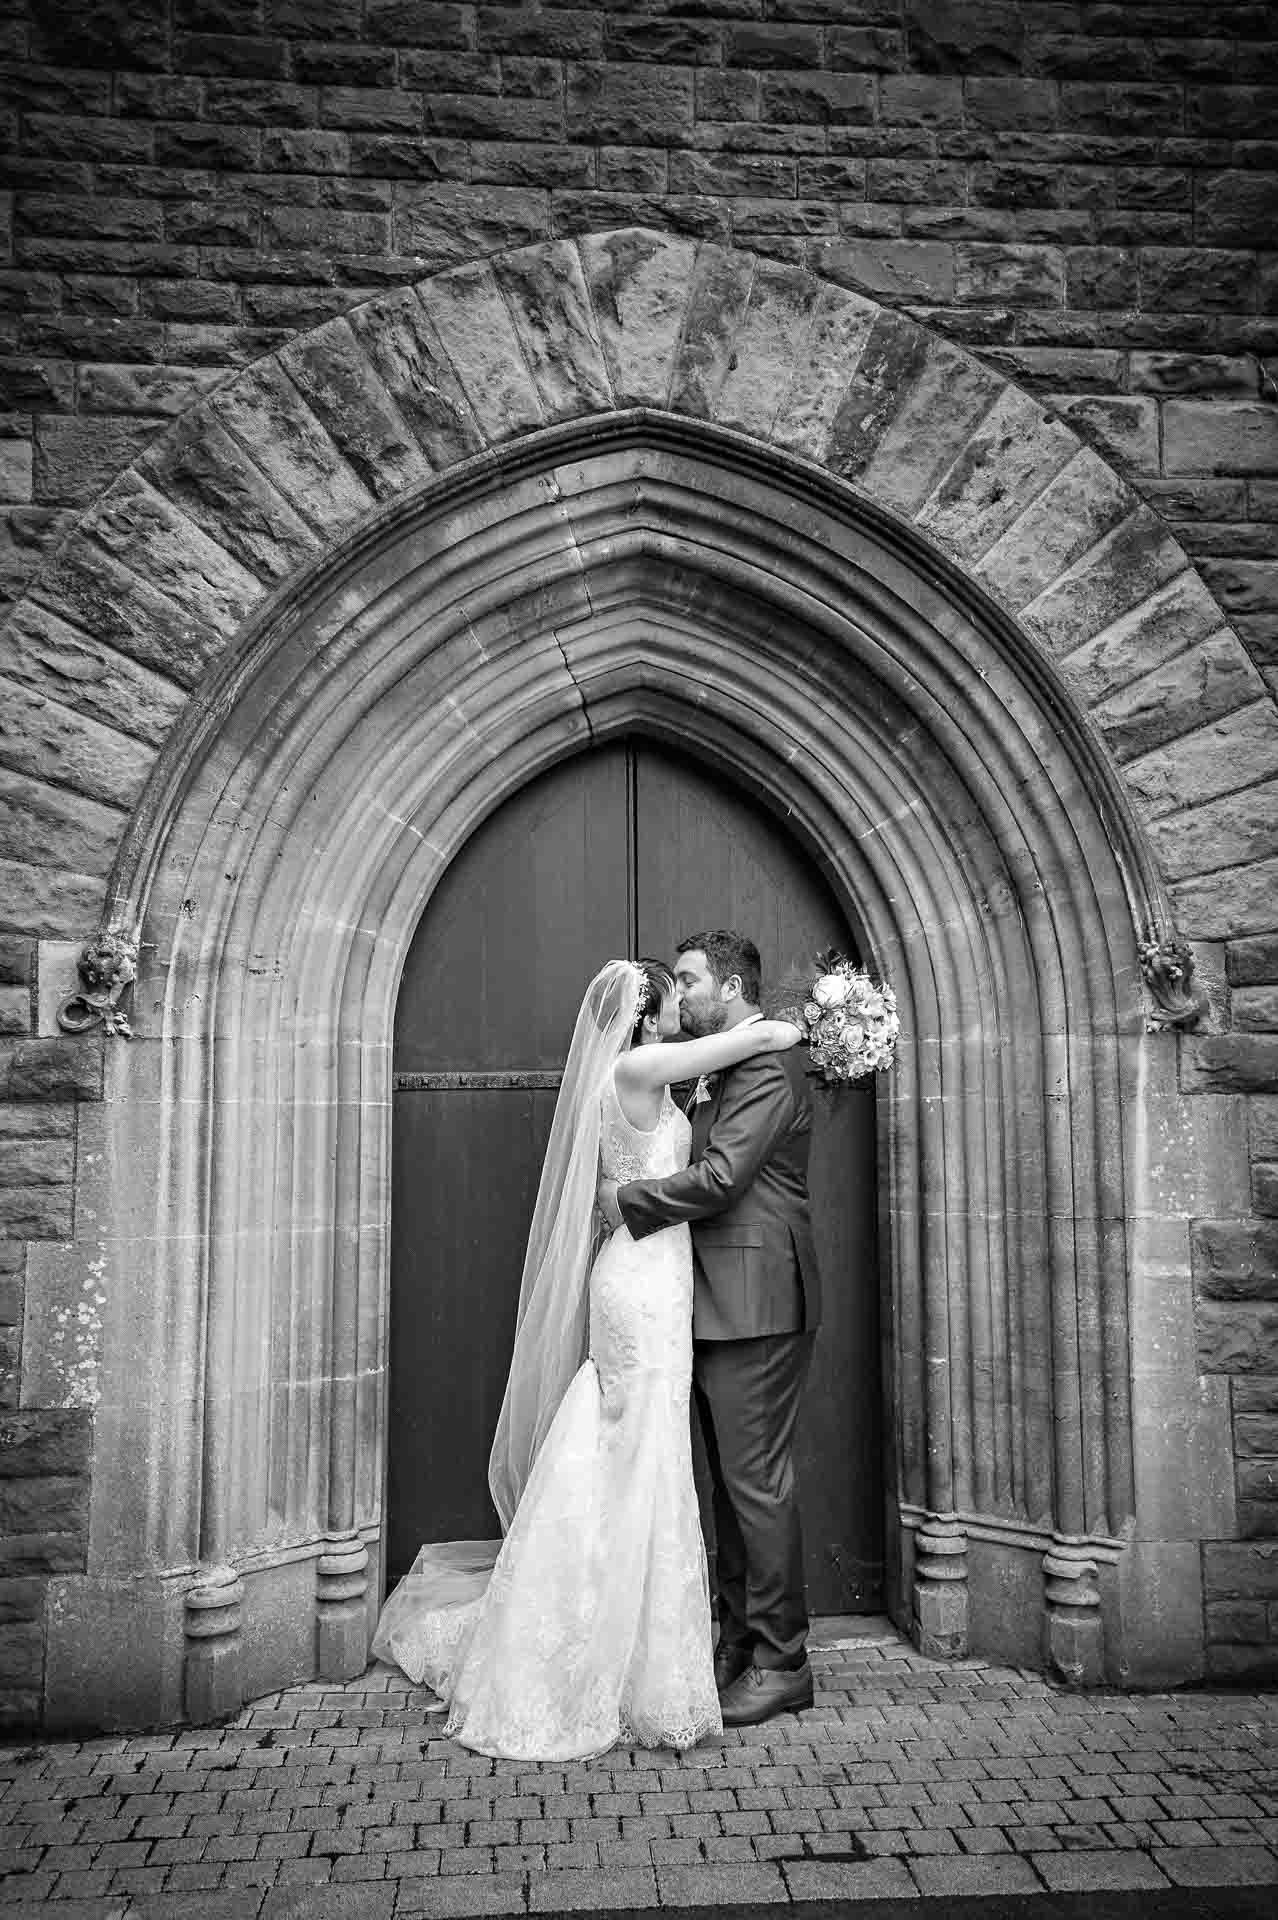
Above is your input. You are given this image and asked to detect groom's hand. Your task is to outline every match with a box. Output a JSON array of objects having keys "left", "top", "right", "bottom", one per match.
[{"left": 598, "top": 1178, "right": 623, "bottom": 1231}]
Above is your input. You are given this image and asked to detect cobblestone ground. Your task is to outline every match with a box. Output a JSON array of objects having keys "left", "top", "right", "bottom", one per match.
[{"left": 2, "top": 1619, "right": 1277, "bottom": 1916}]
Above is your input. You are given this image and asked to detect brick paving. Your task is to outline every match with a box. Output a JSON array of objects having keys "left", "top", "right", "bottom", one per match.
[{"left": 1, "top": 1618, "right": 1276, "bottom": 1914}]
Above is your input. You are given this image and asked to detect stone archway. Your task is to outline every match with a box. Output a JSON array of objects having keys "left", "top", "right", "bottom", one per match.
[{"left": 8, "top": 231, "right": 1262, "bottom": 1728}]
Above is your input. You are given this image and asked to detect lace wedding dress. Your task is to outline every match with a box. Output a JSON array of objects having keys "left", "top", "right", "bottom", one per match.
[{"left": 372, "top": 1072, "right": 722, "bottom": 1761}]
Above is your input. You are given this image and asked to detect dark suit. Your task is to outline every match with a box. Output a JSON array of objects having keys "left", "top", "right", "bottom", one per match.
[{"left": 618, "top": 1043, "right": 820, "bottom": 1670}]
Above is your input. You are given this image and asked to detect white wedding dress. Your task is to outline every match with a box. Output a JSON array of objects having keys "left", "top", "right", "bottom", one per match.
[{"left": 373, "top": 1073, "right": 722, "bottom": 1760}]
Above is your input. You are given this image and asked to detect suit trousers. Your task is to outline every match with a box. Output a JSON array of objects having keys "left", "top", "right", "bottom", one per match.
[{"left": 692, "top": 1329, "right": 815, "bottom": 1672}]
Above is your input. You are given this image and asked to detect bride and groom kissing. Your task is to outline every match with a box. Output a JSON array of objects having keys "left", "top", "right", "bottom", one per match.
[{"left": 373, "top": 930, "right": 822, "bottom": 1761}]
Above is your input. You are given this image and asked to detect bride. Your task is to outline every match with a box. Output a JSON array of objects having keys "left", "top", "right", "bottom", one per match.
[{"left": 372, "top": 957, "right": 802, "bottom": 1760}]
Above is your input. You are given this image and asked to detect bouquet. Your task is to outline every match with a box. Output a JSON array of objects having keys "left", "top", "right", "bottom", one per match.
[{"left": 776, "top": 948, "right": 900, "bottom": 1087}]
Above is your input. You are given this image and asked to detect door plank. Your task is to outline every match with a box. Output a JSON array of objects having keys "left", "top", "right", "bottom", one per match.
[
  {"left": 388, "top": 739, "right": 883, "bottom": 1612},
  {"left": 633, "top": 743, "right": 882, "bottom": 1612}
]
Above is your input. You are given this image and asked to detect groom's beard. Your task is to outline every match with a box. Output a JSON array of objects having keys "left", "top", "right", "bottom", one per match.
[{"left": 680, "top": 1004, "right": 726, "bottom": 1038}]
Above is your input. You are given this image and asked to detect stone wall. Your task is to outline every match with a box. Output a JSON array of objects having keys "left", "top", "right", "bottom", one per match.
[{"left": 1, "top": 1, "right": 1277, "bottom": 1720}]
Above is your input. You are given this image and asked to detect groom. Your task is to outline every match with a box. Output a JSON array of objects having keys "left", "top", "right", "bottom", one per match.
[{"left": 600, "top": 929, "right": 820, "bottom": 1728}]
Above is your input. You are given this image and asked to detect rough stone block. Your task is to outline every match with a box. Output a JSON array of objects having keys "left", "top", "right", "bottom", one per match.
[
  {"left": 279, "top": 316, "right": 432, "bottom": 501},
  {"left": 1164, "top": 402, "right": 1278, "bottom": 476},
  {"left": 1171, "top": 855, "right": 1278, "bottom": 943},
  {"left": 492, "top": 240, "right": 613, "bottom": 425},
  {"left": 1060, "top": 568, "right": 1227, "bottom": 707},
  {"left": 0, "top": 766, "right": 128, "bottom": 881},
  {"left": 0, "top": 939, "right": 31, "bottom": 990},
  {"left": 344, "top": 285, "right": 481, "bottom": 471},
  {"left": 1199, "top": 557, "right": 1278, "bottom": 618},
  {"left": 0, "top": 677, "right": 156, "bottom": 812},
  {"left": 665, "top": 241, "right": 757, "bottom": 421},
  {"left": 31, "top": 522, "right": 229, "bottom": 689},
  {"left": 0, "top": 1184, "right": 72, "bottom": 1237},
  {"left": 0, "top": 987, "right": 29, "bottom": 1036},
  {"left": 0, "top": 1408, "right": 90, "bottom": 1477},
  {"left": 142, "top": 409, "right": 320, "bottom": 587},
  {"left": 1021, "top": 507, "right": 1185, "bottom": 653},
  {"left": 565, "top": 63, "right": 694, "bottom": 146},
  {"left": 0, "top": 1617, "right": 42, "bottom": 1689},
  {"left": 0, "top": 1470, "right": 87, "bottom": 1535},
  {"left": 1150, "top": 778, "right": 1278, "bottom": 885},
  {"left": 1230, "top": 935, "right": 1278, "bottom": 986},
  {"left": 769, "top": 280, "right": 877, "bottom": 462},
  {"left": 418, "top": 259, "right": 545, "bottom": 444},
  {"left": 1142, "top": 246, "right": 1257, "bottom": 313},
  {"left": 859, "top": 334, "right": 1005, "bottom": 517},
  {"left": 1090, "top": 630, "right": 1264, "bottom": 763},
  {"left": 816, "top": 238, "right": 954, "bottom": 302},
  {"left": 955, "top": 242, "right": 1063, "bottom": 306},
  {"left": 975, "top": 445, "right": 1131, "bottom": 612},
  {"left": 916, "top": 385, "right": 1077, "bottom": 562},
  {"left": 1197, "top": 1300, "right": 1278, "bottom": 1372},
  {"left": 88, "top": 470, "right": 260, "bottom": 637},
  {"left": 1047, "top": 393, "right": 1159, "bottom": 475},
  {"left": 1235, "top": 986, "right": 1278, "bottom": 1032},
  {"left": 1192, "top": 1220, "right": 1278, "bottom": 1300},
  {"left": 577, "top": 228, "right": 697, "bottom": 410},
  {"left": 1254, "top": 1164, "right": 1278, "bottom": 1217},
  {"left": 1123, "top": 698, "right": 1278, "bottom": 819},
  {"left": 1204, "top": 1542, "right": 1278, "bottom": 1603},
  {"left": 2, "top": 1034, "right": 103, "bottom": 1102},
  {"left": 0, "top": 1135, "right": 73, "bottom": 1185},
  {"left": 212, "top": 356, "right": 376, "bottom": 539},
  {"left": 824, "top": 309, "right": 934, "bottom": 485}
]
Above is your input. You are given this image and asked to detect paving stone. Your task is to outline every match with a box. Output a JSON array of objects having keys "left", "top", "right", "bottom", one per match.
[
  {"left": 1154, "top": 1844, "right": 1278, "bottom": 1884},
  {"left": 528, "top": 1865, "right": 657, "bottom": 1909},
  {"left": 908, "top": 1851, "right": 1042, "bottom": 1894},
  {"left": 1032, "top": 1847, "right": 1172, "bottom": 1890},
  {"left": 260, "top": 1884, "right": 395, "bottom": 1917},
  {"left": 656, "top": 1860, "right": 789, "bottom": 1904},
  {"left": 783, "top": 1855, "right": 917, "bottom": 1899}
]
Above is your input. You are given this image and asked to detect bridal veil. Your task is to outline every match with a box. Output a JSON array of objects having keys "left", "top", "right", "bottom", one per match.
[{"left": 372, "top": 959, "right": 645, "bottom": 1653}]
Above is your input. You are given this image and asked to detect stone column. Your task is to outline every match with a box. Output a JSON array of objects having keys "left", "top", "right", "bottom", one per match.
[
  {"left": 316, "top": 1532, "right": 370, "bottom": 1681},
  {"left": 913, "top": 1515, "right": 968, "bottom": 1658},
  {"left": 184, "top": 1566, "right": 244, "bottom": 1723},
  {"left": 1043, "top": 1538, "right": 1103, "bottom": 1685}
]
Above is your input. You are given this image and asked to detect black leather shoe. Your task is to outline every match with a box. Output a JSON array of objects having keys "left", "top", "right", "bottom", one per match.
[
  {"left": 718, "top": 1658, "right": 813, "bottom": 1727},
  {"left": 713, "top": 1644, "right": 751, "bottom": 1693}
]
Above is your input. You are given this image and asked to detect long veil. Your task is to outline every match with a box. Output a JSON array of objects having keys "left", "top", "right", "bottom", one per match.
[{"left": 371, "top": 959, "right": 644, "bottom": 1678}]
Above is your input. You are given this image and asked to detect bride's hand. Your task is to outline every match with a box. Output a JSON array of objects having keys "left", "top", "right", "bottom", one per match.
[{"left": 761, "top": 1018, "right": 804, "bottom": 1051}]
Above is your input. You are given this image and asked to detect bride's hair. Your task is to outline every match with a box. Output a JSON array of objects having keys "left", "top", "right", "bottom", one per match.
[{"left": 630, "top": 958, "right": 675, "bottom": 1042}]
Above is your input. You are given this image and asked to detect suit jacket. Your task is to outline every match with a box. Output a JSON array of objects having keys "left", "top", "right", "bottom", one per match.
[{"left": 617, "top": 1046, "right": 821, "bottom": 1341}]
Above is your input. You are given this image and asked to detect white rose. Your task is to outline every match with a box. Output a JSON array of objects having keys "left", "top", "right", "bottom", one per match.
[{"left": 812, "top": 972, "right": 849, "bottom": 1008}]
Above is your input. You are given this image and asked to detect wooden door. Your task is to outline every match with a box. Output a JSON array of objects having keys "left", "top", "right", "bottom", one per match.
[{"left": 389, "top": 741, "right": 883, "bottom": 1611}]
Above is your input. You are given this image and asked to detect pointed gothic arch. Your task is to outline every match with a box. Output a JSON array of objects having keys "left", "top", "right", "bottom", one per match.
[{"left": 9, "top": 232, "right": 1260, "bottom": 1727}]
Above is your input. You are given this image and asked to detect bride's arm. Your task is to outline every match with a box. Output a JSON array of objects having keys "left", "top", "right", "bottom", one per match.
[{"left": 615, "top": 1018, "right": 801, "bottom": 1094}]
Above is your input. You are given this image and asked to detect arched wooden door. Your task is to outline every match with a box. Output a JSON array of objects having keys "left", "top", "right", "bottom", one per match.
[{"left": 389, "top": 740, "right": 883, "bottom": 1613}]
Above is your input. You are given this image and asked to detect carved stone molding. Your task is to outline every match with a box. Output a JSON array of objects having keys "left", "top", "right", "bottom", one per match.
[
  {"left": 1140, "top": 930, "right": 1209, "bottom": 1032},
  {"left": 1043, "top": 1538, "right": 1104, "bottom": 1686},
  {"left": 913, "top": 1516, "right": 969, "bottom": 1660},
  {"left": 56, "top": 929, "right": 138, "bottom": 1039},
  {"left": 184, "top": 1566, "right": 245, "bottom": 1724},
  {"left": 316, "top": 1533, "right": 370, "bottom": 1682}
]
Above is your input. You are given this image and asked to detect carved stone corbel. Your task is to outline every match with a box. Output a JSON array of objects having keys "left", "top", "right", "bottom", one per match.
[
  {"left": 57, "top": 930, "right": 139, "bottom": 1039},
  {"left": 1139, "top": 929, "right": 1208, "bottom": 1032}
]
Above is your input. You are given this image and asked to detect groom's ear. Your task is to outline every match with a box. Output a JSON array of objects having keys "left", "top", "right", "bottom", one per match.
[{"left": 722, "top": 973, "right": 743, "bottom": 1002}]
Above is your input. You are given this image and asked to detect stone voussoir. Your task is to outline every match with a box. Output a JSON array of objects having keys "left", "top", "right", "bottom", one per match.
[{"left": 0, "top": 225, "right": 1270, "bottom": 1024}]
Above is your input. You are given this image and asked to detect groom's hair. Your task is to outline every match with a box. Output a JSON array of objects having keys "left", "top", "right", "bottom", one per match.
[{"left": 678, "top": 930, "right": 762, "bottom": 1007}]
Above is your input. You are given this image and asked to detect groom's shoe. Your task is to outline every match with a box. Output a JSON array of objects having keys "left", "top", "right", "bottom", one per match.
[
  {"left": 713, "top": 1644, "right": 751, "bottom": 1693},
  {"left": 718, "top": 1658, "right": 813, "bottom": 1727}
]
